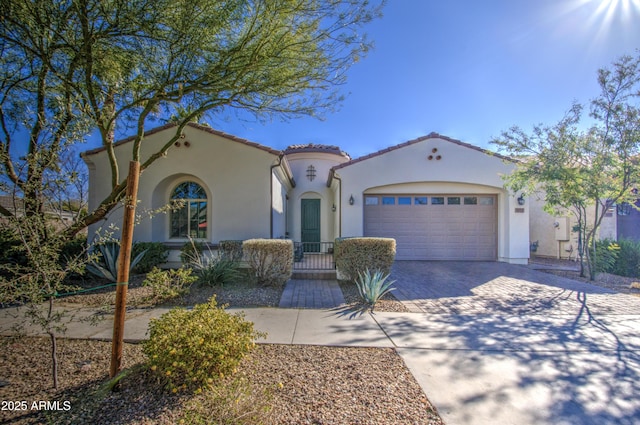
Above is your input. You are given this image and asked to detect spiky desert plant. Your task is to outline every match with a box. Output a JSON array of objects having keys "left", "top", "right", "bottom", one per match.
[
  {"left": 355, "top": 269, "right": 396, "bottom": 311},
  {"left": 190, "top": 255, "right": 240, "bottom": 287},
  {"left": 86, "top": 242, "right": 147, "bottom": 282}
]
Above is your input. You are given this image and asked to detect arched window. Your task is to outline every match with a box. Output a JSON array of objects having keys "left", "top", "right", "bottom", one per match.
[{"left": 170, "top": 181, "right": 207, "bottom": 238}]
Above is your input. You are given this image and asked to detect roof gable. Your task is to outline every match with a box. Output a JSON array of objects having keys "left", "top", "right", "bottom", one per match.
[
  {"left": 332, "top": 132, "right": 513, "bottom": 170},
  {"left": 81, "top": 122, "right": 282, "bottom": 157}
]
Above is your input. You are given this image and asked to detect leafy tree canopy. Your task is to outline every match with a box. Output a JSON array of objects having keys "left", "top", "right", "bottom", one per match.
[
  {"left": 0, "top": 0, "right": 383, "bottom": 235},
  {"left": 492, "top": 53, "right": 640, "bottom": 278},
  {"left": 0, "top": 0, "right": 382, "bottom": 387}
]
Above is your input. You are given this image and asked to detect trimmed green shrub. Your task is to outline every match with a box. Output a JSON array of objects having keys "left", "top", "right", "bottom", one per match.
[
  {"left": 131, "top": 242, "right": 169, "bottom": 273},
  {"left": 334, "top": 237, "right": 396, "bottom": 282},
  {"left": 613, "top": 239, "right": 640, "bottom": 278},
  {"left": 143, "top": 296, "right": 264, "bottom": 393},
  {"left": 219, "top": 240, "right": 244, "bottom": 262},
  {"left": 180, "top": 239, "right": 205, "bottom": 264},
  {"left": 142, "top": 267, "right": 197, "bottom": 304},
  {"left": 243, "top": 239, "right": 293, "bottom": 287},
  {"left": 332, "top": 237, "right": 350, "bottom": 262}
]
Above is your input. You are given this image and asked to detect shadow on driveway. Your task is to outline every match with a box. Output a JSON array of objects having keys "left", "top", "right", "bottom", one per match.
[
  {"left": 380, "top": 261, "right": 640, "bottom": 424},
  {"left": 390, "top": 261, "right": 640, "bottom": 315}
]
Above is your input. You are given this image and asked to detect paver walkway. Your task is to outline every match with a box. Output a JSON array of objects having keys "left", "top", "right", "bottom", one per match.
[{"left": 279, "top": 279, "right": 345, "bottom": 308}]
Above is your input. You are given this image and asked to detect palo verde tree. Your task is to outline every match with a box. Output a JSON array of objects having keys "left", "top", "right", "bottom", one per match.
[
  {"left": 492, "top": 53, "right": 640, "bottom": 279},
  {"left": 0, "top": 0, "right": 383, "bottom": 388},
  {"left": 0, "top": 151, "right": 89, "bottom": 389},
  {"left": 2, "top": 0, "right": 383, "bottom": 236}
]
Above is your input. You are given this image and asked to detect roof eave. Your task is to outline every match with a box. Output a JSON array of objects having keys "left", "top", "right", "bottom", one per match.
[
  {"left": 81, "top": 122, "right": 282, "bottom": 158},
  {"left": 333, "top": 132, "right": 517, "bottom": 170}
]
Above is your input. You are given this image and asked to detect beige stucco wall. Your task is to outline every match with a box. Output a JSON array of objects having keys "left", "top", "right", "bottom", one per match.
[
  {"left": 285, "top": 151, "right": 349, "bottom": 243},
  {"left": 83, "top": 125, "right": 286, "bottom": 245},
  {"left": 529, "top": 193, "right": 617, "bottom": 259},
  {"left": 271, "top": 172, "right": 288, "bottom": 239},
  {"left": 332, "top": 136, "right": 529, "bottom": 264}
]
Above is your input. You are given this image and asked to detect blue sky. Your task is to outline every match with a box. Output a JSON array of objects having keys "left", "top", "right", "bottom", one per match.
[{"left": 203, "top": 0, "right": 639, "bottom": 159}]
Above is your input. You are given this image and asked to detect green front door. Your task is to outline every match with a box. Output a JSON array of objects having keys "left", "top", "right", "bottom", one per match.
[{"left": 301, "top": 199, "right": 321, "bottom": 252}]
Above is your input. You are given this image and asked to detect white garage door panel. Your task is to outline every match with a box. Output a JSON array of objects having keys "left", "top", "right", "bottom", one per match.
[{"left": 364, "top": 194, "right": 497, "bottom": 260}]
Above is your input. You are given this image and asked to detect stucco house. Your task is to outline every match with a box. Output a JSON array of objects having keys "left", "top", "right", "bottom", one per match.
[
  {"left": 617, "top": 196, "right": 640, "bottom": 242},
  {"left": 82, "top": 123, "right": 532, "bottom": 265}
]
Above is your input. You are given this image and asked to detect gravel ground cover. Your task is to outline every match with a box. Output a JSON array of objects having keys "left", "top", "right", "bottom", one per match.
[
  {"left": 0, "top": 337, "right": 443, "bottom": 425},
  {"left": 61, "top": 274, "right": 283, "bottom": 309},
  {"left": 62, "top": 273, "right": 407, "bottom": 312},
  {"left": 2, "top": 272, "right": 440, "bottom": 424},
  {"left": 338, "top": 280, "right": 409, "bottom": 313}
]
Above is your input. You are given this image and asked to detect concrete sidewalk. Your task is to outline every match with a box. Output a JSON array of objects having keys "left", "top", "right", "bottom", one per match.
[
  {"left": 0, "top": 305, "right": 390, "bottom": 346},
  {"left": 2, "top": 303, "right": 640, "bottom": 425}
]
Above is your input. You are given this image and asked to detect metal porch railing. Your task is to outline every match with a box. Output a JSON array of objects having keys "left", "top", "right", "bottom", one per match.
[{"left": 293, "top": 241, "right": 335, "bottom": 270}]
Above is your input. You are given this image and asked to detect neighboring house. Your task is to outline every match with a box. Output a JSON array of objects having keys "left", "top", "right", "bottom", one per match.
[
  {"left": 82, "top": 123, "right": 531, "bottom": 264},
  {"left": 0, "top": 195, "right": 23, "bottom": 218},
  {"left": 617, "top": 195, "right": 640, "bottom": 242},
  {"left": 528, "top": 189, "right": 640, "bottom": 259},
  {"left": 0, "top": 195, "right": 79, "bottom": 228},
  {"left": 528, "top": 194, "right": 618, "bottom": 260}
]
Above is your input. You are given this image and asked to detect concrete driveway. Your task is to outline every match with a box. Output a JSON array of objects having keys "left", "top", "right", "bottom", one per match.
[{"left": 387, "top": 261, "right": 640, "bottom": 425}]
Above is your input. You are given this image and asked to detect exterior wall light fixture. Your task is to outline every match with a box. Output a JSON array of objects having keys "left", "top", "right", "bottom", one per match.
[
  {"left": 349, "top": 195, "right": 355, "bottom": 205},
  {"left": 517, "top": 194, "right": 525, "bottom": 206}
]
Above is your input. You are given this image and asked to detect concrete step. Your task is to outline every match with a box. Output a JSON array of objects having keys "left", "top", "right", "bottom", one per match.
[{"left": 292, "top": 270, "right": 337, "bottom": 280}]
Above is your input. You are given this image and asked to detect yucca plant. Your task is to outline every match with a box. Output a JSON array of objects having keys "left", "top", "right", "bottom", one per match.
[
  {"left": 355, "top": 269, "right": 396, "bottom": 311},
  {"left": 192, "top": 256, "right": 240, "bottom": 287},
  {"left": 186, "top": 240, "right": 240, "bottom": 286},
  {"left": 86, "top": 242, "right": 147, "bottom": 282}
]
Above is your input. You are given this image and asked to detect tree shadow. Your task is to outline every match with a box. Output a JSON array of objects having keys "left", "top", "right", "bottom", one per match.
[
  {"left": 389, "top": 260, "right": 635, "bottom": 317},
  {"left": 378, "top": 290, "right": 640, "bottom": 424},
  {"left": 330, "top": 303, "right": 371, "bottom": 319}
]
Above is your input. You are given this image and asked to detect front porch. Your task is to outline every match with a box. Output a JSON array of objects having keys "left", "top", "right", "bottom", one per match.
[{"left": 293, "top": 241, "right": 335, "bottom": 270}]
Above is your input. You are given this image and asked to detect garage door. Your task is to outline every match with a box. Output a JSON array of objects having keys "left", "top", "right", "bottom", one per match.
[{"left": 364, "top": 195, "right": 497, "bottom": 260}]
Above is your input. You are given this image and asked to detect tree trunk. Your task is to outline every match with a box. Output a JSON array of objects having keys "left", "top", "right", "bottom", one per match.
[{"left": 48, "top": 299, "right": 59, "bottom": 389}]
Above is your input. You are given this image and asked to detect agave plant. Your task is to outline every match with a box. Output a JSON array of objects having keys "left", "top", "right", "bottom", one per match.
[
  {"left": 355, "top": 269, "right": 396, "bottom": 310},
  {"left": 190, "top": 255, "right": 240, "bottom": 287},
  {"left": 86, "top": 242, "right": 147, "bottom": 282}
]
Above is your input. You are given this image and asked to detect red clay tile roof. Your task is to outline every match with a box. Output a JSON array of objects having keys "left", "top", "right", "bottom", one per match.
[
  {"left": 81, "top": 122, "right": 282, "bottom": 157},
  {"left": 284, "top": 143, "right": 350, "bottom": 158},
  {"left": 331, "top": 132, "right": 515, "bottom": 170}
]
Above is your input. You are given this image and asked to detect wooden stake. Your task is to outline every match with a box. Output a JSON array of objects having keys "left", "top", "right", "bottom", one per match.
[{"left": 110, "top": 161, "right": 140, "bottom": 379}]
